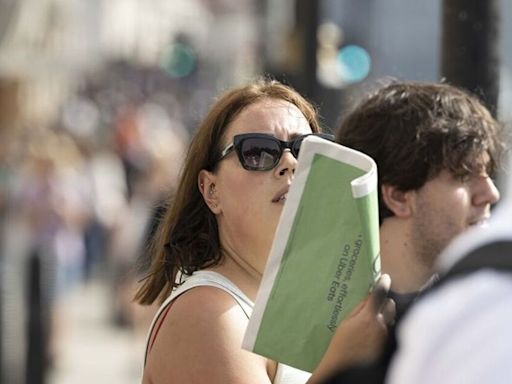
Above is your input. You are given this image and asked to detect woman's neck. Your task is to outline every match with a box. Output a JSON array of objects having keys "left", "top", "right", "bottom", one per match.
[{"left": 206, "top": 249, "right": 263, "bottom": 301}]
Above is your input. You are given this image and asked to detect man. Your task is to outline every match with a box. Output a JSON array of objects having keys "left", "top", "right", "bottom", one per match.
[
  {"left": 335, "top": 81, "right": 504, "bottom": 317},
  {"left": 315, "top": 81, "right": 506, "bottom": 383},
  {"left": 386, "top": 155, "right": 512, "bottom": 383}
]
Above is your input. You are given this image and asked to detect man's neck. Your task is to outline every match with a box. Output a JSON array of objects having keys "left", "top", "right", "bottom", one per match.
[{"left": 379, "top": 217, "right": 434, "bottom": 294}]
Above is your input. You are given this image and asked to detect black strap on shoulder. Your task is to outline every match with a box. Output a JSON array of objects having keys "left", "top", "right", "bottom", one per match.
[
  {"left": 411, "top": 240, "right": 512, "bottom": 308},
  {"left": 438, "top": 240, "right": 512, "bottom": 286}
]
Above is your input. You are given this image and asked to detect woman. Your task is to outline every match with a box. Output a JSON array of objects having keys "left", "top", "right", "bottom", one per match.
[{"left": 137, "top": 79, "right": 390, "bottom": 384}]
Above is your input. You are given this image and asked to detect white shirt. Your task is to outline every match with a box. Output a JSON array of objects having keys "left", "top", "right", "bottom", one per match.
[{"left": 387, "top": 271, "right": 512, "bottom": 384}]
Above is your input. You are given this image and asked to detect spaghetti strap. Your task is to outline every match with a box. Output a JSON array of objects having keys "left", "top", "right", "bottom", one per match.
[{"left": 143, "top": 271, "right": 253, "bottom": 366}]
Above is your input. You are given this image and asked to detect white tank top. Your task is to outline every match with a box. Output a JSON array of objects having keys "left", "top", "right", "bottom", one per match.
[{"left": 144, "top": 270, "right": 311, "bottom": 384}]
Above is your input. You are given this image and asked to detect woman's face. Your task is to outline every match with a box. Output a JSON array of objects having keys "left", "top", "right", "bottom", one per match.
[{"left": 201, "top": 98, "right": 313, "bottom": 276}]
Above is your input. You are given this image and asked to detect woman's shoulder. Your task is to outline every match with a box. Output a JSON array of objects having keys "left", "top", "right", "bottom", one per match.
[
  {"left": 146, "top": 286, "right": 273, "bottom": 383},
  {"left": 171, "top": 284, "right": 249, "bottom": 323}
]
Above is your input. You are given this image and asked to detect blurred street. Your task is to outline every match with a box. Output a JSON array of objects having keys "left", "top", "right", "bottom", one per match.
[{"left": 48, "top": 277, "right": 145, "bottom": 384}]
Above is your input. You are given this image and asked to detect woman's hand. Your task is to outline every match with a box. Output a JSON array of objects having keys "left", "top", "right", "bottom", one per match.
[{"left": 308, "top": 274, "right": 395, "bottom": 383}]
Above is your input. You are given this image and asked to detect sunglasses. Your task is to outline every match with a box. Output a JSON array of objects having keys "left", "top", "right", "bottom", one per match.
[{"left": 218, "top": 133, "right": 335, "bottom": 171}]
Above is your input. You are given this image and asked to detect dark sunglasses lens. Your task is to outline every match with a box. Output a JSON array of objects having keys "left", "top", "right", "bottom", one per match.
[
  {"left": 292, "top": 134, "right": 334, "bottom": 157},
  {"left": 240, "top": 137, "right": 281, "bottom": 170}
]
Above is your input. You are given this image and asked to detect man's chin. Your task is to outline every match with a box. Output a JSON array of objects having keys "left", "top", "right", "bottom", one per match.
[{"left": 469, "top": 220, "right": 489, "bottom": 229}]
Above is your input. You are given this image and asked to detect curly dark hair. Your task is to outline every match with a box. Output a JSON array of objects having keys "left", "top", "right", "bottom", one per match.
[{"left": 336, "top": 81, "right": 506, "bottom": 223}]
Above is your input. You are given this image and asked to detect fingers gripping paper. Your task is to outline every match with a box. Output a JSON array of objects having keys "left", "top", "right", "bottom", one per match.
[{"left": 242, "top": 136, "right": 380, "bottom": 372}]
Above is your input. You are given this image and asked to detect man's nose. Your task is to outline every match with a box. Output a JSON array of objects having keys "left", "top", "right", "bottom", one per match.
[{"left": 472, "top": 175, "right": 500, "bottom": 206}]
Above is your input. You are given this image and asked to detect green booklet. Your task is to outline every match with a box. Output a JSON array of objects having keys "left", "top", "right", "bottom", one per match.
[{"left": 242, "top": 135, "right": 380, "bottom": 372}]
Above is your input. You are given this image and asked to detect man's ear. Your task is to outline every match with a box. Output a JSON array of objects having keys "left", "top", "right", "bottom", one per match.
[
  {"left": 381, "top": 184, "right": 413, "bottom": 218},
  {"left": 198, "top": 170, "right": 221, "bottom": 214}
]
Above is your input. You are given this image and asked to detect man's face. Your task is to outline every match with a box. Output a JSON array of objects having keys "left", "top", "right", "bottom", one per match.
[{"left": 410, "top": 168, "right": 500, "bottom": 268}]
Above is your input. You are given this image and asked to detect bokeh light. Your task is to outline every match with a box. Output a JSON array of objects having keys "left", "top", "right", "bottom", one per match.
[
  {"left": 160, "top": 42, "right": 197, "bottom": 79},
  {"left": 337, "top": 44, "right": 371, "bottom": 83}
]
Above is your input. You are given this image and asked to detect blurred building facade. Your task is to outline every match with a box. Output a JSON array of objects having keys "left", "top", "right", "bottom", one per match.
[{"left": 262, "top": 0, "right": 512, "bottom": 126}]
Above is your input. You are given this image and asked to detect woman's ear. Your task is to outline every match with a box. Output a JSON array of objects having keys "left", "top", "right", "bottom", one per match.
[
  {"left": 198, "top": 170, "right": 221, "bottom": 214},
  {"left": 381, "top": 184, "right": 413, "bottom": 218}
]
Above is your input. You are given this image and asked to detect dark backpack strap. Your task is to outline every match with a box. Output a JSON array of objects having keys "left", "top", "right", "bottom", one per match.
[
  {"left": 437, "top": 240, "right": 512, "bottom": 287},
  {"left": 407, "top": 240, "right": 512, "bottom": 312}
]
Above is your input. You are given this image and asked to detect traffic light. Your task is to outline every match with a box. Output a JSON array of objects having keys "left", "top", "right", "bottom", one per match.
[{"left": 160, "top": 41, "right": 197, "bottom": 79}]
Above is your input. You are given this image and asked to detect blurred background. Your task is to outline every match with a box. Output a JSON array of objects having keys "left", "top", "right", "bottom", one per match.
[{"left": 0, "top": 0, "right": 511, "bottom": 383}]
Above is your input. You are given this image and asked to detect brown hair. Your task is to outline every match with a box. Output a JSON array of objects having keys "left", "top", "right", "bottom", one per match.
[
  {"left": 336, "top": 81, "right": 505, "bottom": 223},
  {"left": 135, "top": 79, "right": 321, "bottom": 305}
]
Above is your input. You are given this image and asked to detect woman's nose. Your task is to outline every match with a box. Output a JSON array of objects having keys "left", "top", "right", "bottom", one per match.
[{"left": 275, "top": 149, "right": 297, "bottom": 177}]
